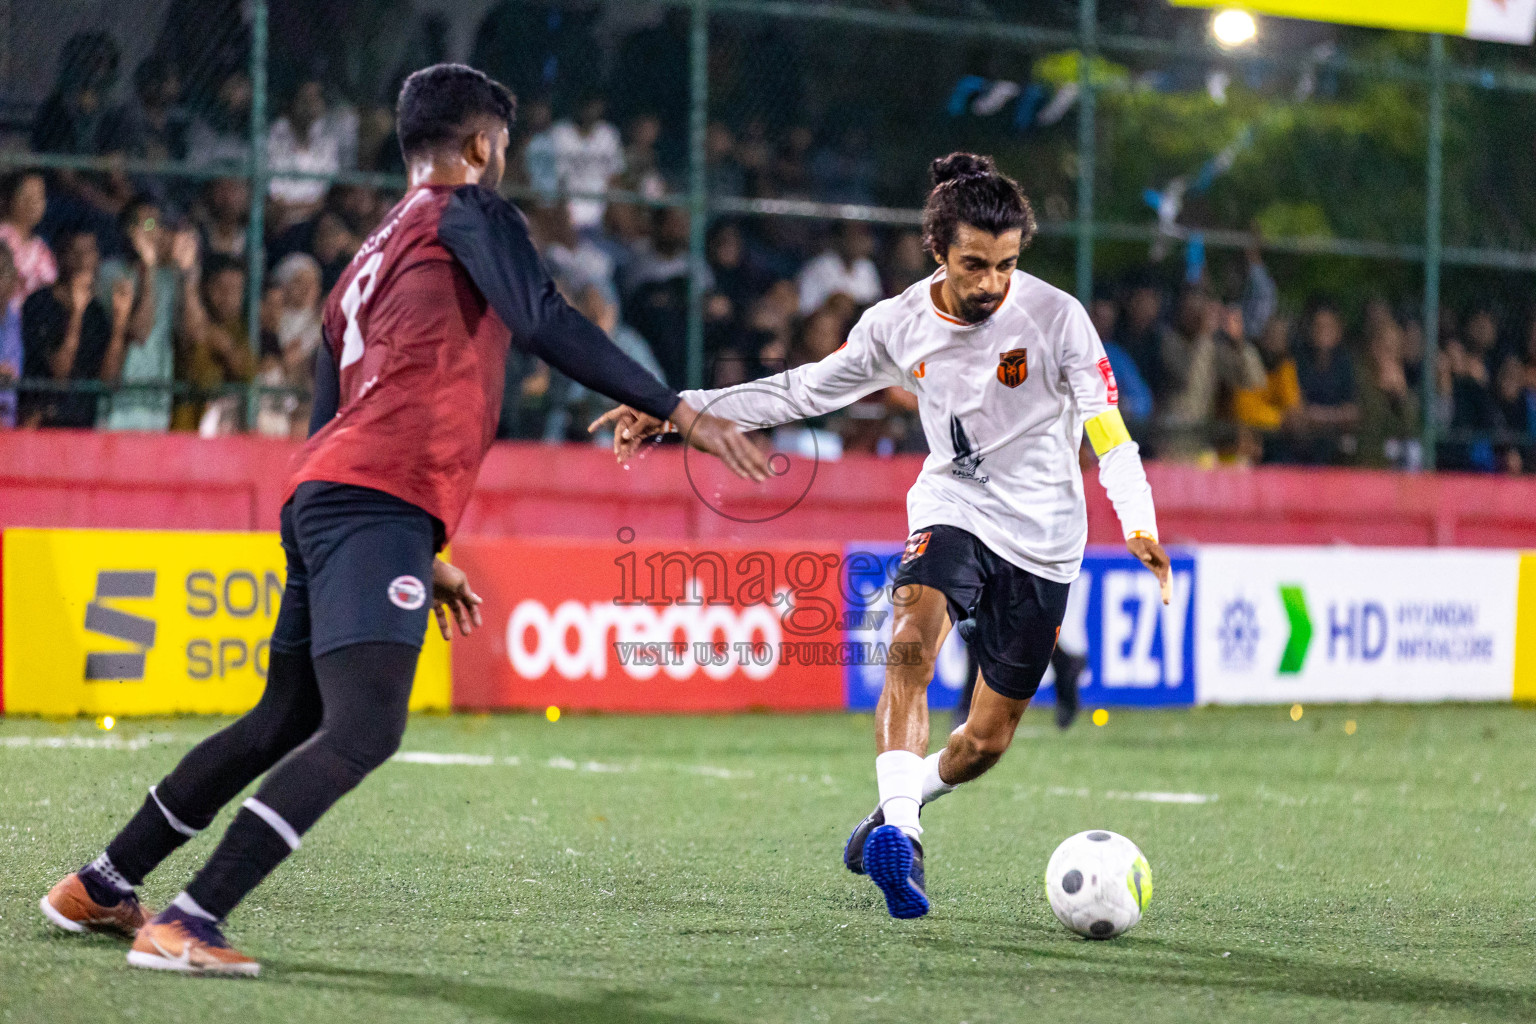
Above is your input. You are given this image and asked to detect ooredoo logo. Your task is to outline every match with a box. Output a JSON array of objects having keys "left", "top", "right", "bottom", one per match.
[
  {"left": 506, "top": 583, "right": 784, "bottom": 683},
  {"left": 388, "top": 575, "right": 427, "bottom": 611}
]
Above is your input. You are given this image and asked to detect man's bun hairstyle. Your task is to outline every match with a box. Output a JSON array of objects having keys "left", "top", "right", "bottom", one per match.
[
  {"left": 397, "top": 63, "right": 515, "bottom": 162},
  {"left": 922, "top": 151, "right": 1036, "bottom": 258}
]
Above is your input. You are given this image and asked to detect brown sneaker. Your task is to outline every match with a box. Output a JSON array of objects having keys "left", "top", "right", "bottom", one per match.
[
  {"left": 40, "top": 873, "right": 152, "bottom": 939},
  {"left": 127, "top": 908, "right": 260, "bottom": 977}
]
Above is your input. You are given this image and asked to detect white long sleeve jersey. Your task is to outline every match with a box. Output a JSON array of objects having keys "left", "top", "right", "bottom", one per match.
[{"left": 680, "top": 268, "right": 1158, "bottom": 583}]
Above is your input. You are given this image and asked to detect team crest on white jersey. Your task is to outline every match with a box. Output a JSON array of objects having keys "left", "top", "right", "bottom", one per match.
[{"left": 997, "top": 348, "right": 1028, "bottom": 388}]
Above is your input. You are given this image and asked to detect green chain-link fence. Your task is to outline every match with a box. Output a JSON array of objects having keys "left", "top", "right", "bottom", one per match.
[{"left": 4, "top": 0, "right": 1535, "bottom": 467}]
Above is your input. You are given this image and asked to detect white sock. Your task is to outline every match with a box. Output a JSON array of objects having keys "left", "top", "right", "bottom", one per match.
[
  {"left": 920, "top": 751, "right": 956, "bottom": 805},
  {"left": 88, "top": 852, "right": 133, "bottom": 894},
  {"left": 875, "top": 750, "right": 925, "bottom": 839},
  {"left": 172, "top": 891, "right": 217, "bottom": 922}
]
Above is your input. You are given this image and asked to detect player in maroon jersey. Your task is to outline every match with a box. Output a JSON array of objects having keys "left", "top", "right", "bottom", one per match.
[{"left": 40, "top": 64, "right": 767, "bottom": 975}]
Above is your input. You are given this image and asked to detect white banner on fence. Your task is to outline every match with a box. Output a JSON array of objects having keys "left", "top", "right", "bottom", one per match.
[{"left": 1195, "top": 546, "right": 1520, "bottom": 704}]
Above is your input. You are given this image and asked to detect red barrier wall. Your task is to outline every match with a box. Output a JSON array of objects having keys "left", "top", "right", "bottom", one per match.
[{"left": 2, "top": 430, "right": 1534, "bottom": 547}]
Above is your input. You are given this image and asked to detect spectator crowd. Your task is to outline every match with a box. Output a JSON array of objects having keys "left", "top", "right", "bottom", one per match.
[{"left": 5, "top": 11, "right": 1536, "bottom": 474}]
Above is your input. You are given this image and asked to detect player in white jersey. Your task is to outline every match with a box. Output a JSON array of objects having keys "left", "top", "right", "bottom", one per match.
[{"left": 593, "top": 153, "right": 1171, "bottom": 919}]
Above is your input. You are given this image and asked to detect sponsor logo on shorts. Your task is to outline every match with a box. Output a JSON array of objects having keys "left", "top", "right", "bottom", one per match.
[
  {"left": 901, "top": 531, "right": 932, "bottom": 565},
  {"left": 388, "top": 575, "right": 427, "bottom": 611}
]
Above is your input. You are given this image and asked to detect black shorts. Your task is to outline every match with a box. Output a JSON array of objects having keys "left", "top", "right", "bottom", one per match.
[
  {"left": 269, "top": 481, "right": 442, "bottom": 659},
  {"left": 891, "top": 524, "right": 1070, "bottom": 701}
]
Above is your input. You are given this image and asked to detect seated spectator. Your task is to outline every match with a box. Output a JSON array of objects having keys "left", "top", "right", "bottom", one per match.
[
  {"left": 97, "top": 197, "right": 188, "bottom": 431},
  {"left": 809, "top": 126, "right": 877, "bottom": 206},
  {"left": 252, "top": 281, "right": 306, "bottom": 439},
  {"left": 193, "top": 177, "right": 249, "bottom": 261},
  {"left": 1441, "top": 338, "right": 1501, "bottom": 471},
  {"left": 595, "top": 201, "right": 649, "bottom": 297},
  {"left": 705, "top": 121, "right": 745, "bottom": 198},
  {"left": 100, "top": 56, "right": 190, "bottom": 172},
  {"left": 797, "top": 221, "right": 881, "bottom": 315},
  {"left": 706, "top": 220, "right": 768, "bottom": 331},
  {"left": 271, "top": 252, "right": 323, "bottom": 379},
  {"left": 1231, "top": 314, "right": 1301, "bottom": 462},
  {"left": 882, "top": 230, "right": 931, "bottom": 296},
  {"left": 622, "top": 114, "right": 668, "bottom": 199},
  {"left": 267, "top": 80, "right": 357, "bottom": 232},
  {"left": 1156, "top": 285, "right": 1264, "bottom": 460},
  {"left": 1239, "top": 240, "right": 1278, "bottom": 342},
  {"left": 1115, "top": 274, "right": 1164, "bottom": 392},
  {"left": 624, "top": 206, "right": 696, "bottom": 297},
  {"left": 21, "top": 229, "right": 131, "bottom": 428},
  {"left": 186, "top": 70, "right": 253, "bottom": 169},
  {"left": 0, "top": 173, "right": 57, "bottom": 298},
  {"left": 1292, "top": 301, "right": 1361, "bottom": 464},
  {"left": 268, "top": 186, "right": 372, "bottom": 290},
  {"left": 528, "top": 202, "right": 616, "bottom": 305},
  {"left": 551, "top": 93, "right": 624, "bottom": 232},
  {"left": 0, "top": 243, "right": 22, "bottom": 427},
  {"left": 519, "top": 96, "right": 559, "bottom": 198},
  {"left": 31, "top": 31, "right": 118, "bottom": 156},
  {"left": 544, "top": 285, "right": 665, "bottom": 443},
  {"left": 1495, "top": 352, "right": 1534, "bottom": 446},
  {"left": 1463, "top": 303, "right": 1501, "bottom": 377},
  {"left": 33, "top": 33, "right": 134, "bottom": 222},
  {"left": 1089, "top": 296, "right": 1153, "bottom": 429},
  {"left": 173, "top": 253, "right": 254, "bottom": 432},
  {"left": 1355, "top": 315, "right": 1420, "bottom": 470}
]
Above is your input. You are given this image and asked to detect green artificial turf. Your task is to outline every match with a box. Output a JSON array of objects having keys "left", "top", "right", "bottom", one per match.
[{"left": 3, "top": 704, "right": 1535, "bottom": 1023}]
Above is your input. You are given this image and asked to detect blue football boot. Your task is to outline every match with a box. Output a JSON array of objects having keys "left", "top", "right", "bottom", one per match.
[{"left": 863, "top": 824, "right": 929, "bottom": 919}]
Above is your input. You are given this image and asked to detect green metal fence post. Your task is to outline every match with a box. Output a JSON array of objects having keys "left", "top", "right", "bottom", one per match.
[
  {"left": 245, "top": 0, "right": 269, "bottom": 427},
  {"left": 1421, "top": 33, "right": 1445, "bottom": 471},
  {"left": 1074, "top": 0, "right": 1097, "bottom": 307},
  {"left": 685, "top": 0, "right": 709, "bottom": 392}
]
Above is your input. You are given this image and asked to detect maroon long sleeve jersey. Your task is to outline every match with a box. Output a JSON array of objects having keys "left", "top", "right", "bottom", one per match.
[{"left": 285, "top": 183, "right": 680, "bottom": 540}]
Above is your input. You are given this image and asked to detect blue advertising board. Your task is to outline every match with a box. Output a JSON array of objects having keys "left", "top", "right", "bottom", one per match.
[{"left": 841, "top": 543, "right": 1196, "bottom": 710}]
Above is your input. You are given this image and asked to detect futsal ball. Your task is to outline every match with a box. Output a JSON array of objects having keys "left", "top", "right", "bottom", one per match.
[{"left": 1044, "top": 830, "right": 1152, "bottom": 939}]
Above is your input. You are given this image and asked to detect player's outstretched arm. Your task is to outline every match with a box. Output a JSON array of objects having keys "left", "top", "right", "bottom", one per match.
[
  {"left": 589, "top": 400, "right": 770, "bottom": 481},
  {"left": 431, "top": 557, "right": 483, "bottom": 640},
  {"left": 438, "top": 185, "right": 684, "bottom": 425}
]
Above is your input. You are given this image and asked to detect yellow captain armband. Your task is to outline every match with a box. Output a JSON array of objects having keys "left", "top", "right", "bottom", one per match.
[{"left": 1084, "top": 408, "right": 1132, "bottom": 457}]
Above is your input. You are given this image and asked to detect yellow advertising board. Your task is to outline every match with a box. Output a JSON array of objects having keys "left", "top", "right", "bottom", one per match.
[
  {"left": 1514, "top": 553, "right": 1536, "bottom": 703},
  {"left": 1170, "top": 0, "right": 1536, "bottom": 43},
  {"left": 1, "top": 529, "right": 450, "bottom": 716}
]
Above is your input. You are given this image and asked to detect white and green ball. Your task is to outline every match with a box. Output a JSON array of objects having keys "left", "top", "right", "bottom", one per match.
[{"left": 1044, "top": 830, "right": 1152, "bottom": 939}]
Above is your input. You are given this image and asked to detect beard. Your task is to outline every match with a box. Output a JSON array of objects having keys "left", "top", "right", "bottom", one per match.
[{"left": 954, "top": 291, "right": 1004, "bottom": 324}]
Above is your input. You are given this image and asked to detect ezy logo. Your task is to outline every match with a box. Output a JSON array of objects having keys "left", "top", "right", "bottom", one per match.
[{"left": 84, "top": 571, "right": 157, "bottom": 680}]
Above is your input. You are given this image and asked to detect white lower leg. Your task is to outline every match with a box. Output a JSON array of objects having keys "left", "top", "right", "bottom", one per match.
[{"left": 875, "top": 750, "right": 926, "bottom": 839}]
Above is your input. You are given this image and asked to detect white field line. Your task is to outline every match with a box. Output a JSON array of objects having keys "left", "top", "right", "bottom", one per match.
[
  {"left": 0, "top": 734, "right": 748, "bottom": 781},
  {"left": 1106, "top": 790, "right": 1218, "bottom": 805},
  {"left": 0, "top": 733, "right": 190, "bottom": 751},
  {"left": 1046, "top": 784, "right": 1217, "bottom": 805}
]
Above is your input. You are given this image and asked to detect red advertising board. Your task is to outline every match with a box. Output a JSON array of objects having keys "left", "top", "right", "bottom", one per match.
[{"left": 450, "top": 537, "right": 847, "bottom": 712}]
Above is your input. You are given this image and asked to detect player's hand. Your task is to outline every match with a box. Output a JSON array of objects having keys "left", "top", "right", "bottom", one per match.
[
  {"left": 588, "top": 404, "right": 670, "bottom": 461},
  {"left": 668, "top": 400, "right": 771, "bottom": 482},
  {"left": 431, "top": 557, "right": 483, "bottom": 640},
  {"left": 1127, "top": 533, "right": 1172, "bottom": 605}
]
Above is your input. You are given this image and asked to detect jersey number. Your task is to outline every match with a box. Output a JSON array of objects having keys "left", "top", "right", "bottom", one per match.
[{"left": 338, "top": 251, "right": 384, "bottom": 370}]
